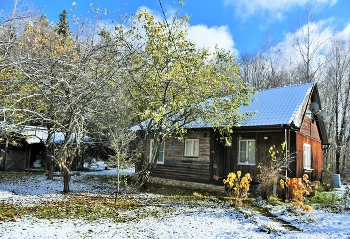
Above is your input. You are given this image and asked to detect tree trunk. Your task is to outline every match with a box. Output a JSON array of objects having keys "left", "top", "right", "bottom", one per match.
[
  {"left": 47, "top": 158, "right": 54, "bottom": 180},
  {"left": 62, "top": 169, "right": 70, "bottom": 193},
  {"left": 335, "top": 148, "right": 341, "bottom": 174},
  {"left": 60, "top": 151, "right": 71, "bottom": 193}
]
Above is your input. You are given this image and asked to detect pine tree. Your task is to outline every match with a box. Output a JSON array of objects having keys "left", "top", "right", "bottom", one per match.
[{"left": 56, "top": 9, "right": 70, "bottom": 37}]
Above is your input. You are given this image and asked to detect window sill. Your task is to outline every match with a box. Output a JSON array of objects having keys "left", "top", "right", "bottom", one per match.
[
  {"left": 237, "top": 163, "right": 255, "bottom": 166},
  {"left": 303, "top": 168, "right": 313, "bottom": 171}
]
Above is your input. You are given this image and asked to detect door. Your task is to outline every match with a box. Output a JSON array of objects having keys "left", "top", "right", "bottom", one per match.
[
  {"left": 212, "top": 138, "right": 225, "bottom": 180},
  {"left": 4, "top": 150, "right": 27, "bottom": 171}
]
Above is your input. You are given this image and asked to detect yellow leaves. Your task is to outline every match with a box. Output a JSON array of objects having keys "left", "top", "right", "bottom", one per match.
[
  {"left": 280, "top": 179, "right": 285, "bottom": 189},
  {"left": 223, "top": 171, "right": 252, "bottom": 206},
  {"left": 269, "top": 142, "right": 287, "bottom": 161},
  {"left": 281, "top": 141, "right": 286, "bottom": 151},
  {"left": 125, "top": 7, "right": 253, "bottom": 144},
  {"left": 289, "top": 201, "right": 313, "bottom": 212}
]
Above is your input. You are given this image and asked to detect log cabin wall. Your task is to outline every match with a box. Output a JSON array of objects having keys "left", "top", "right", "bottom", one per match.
[
  {"left": 227, "top": 131, "right": 287, "bottom": 180},
  {"left": 149, "top": 130, "right": 211, "bottom": 183},
  {"left": 295, "top": 115, "right": 323, "bottom": 180}
]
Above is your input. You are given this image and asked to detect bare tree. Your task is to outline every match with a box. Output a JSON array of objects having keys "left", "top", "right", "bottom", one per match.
[
  {"left": 289, "top": 4, "right": 330, "bottom": 83},
  {"left": 239, "top": 52, "right": 269, "bottom": 89},
  {"left": 321, "top": 36, "right": 350, "bottom": 175},
  {"left": 239, "top": 48, "right": 287, "bottom": 90}
]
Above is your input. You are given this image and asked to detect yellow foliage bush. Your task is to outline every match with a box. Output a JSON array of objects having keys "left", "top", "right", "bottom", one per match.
[
  {"left": 280, "top": 175, "right": 313, "bottom": 212},
  {"left": 223, "top": 171, "right": 252, "bottom": 206}
]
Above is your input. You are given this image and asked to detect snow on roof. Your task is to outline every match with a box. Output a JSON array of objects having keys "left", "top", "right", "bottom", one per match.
[
  {"left": 16, "top": 126, "right": 89, "bottom": 145},
  {"left": 19, "top": 126, "right": 65, "bottom": 144}
]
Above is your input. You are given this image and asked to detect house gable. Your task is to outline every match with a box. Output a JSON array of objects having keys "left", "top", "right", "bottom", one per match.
[{"left": 299, "top": 113, "right": 321, "bottom": 142}]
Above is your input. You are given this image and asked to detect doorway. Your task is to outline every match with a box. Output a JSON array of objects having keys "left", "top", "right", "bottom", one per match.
[{"left": 212, "top": 138, "right": 225, "bottom": 180}]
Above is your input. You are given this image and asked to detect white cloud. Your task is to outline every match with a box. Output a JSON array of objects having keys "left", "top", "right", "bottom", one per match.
[
  {"left": 188, "top": 24, "right": 237, "bottom": 55},
  {"left": 223, "top": 0, "right": 337, "bottom": 20}
]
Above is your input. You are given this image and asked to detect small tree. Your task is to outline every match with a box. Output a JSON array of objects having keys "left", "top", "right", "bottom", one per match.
[{"left": 108, "top": 126, "right": 136, "bottom": 202}]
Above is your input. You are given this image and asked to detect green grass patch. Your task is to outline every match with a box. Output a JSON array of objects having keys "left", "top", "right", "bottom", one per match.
[
  {"left": 0, "top": 196, "right": 144, "bottom": 222},
  {"left": 308, "top": 191, "right": 341, "bottom": 205},
  {"left": 0, "top": 204, "right": 28, "bottom": 221}
]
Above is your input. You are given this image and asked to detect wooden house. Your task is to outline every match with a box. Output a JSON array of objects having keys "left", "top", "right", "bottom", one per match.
[{"left": 145, "top": 83, "right": 328, "bottom": 184}]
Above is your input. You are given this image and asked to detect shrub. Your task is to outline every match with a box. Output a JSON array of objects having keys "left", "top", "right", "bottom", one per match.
[
  {"left": 308, "top": 191, "right": 340, "bottom": 204},
  {"left": 280, "top": 175, "right": 313, "bottom": 212},
  {"left": 257, "top": 142, "right": 293, "bottom": 199},
  {"left": 280, "top": 174, "right": 313, "bottom": 202},
  {"left": 223, "top": 171, "right": 252, "bottom": 206}
]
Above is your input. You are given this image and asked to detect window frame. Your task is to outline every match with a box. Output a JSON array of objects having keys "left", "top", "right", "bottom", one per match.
[
  {"left": 303, "top": 143, "right": 311, "bottom": 169},
  {"left": 184, "top": 139, "right": 199, "bottom": 157},
  {"left": 238, "top": 139, "right": 256, "bottom": 165},
  {"left": 150, "top": 139, "right": 165, "bottom": 164}
]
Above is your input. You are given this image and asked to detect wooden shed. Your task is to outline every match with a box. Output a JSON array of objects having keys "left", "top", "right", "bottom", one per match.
[
  {"left": 144, "top": 83, "right": 328, "bottom": 184},
  {"left": 0, "top": 126, "right": 51, "bottom": 171}
]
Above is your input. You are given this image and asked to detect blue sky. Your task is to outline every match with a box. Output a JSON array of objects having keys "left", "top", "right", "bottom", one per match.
[{"left": 12, "top": 0, "right": 350, "bottom": 56}]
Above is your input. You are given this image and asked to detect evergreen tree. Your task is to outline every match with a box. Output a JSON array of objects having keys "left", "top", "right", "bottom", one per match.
[{"left": 56, "top": 9, "right": 70, "bottom": 37}]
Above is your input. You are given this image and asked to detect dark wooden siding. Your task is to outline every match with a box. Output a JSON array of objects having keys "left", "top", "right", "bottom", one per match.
[
  {"left": 145, "top": 117, "right": 323, "bottom": 184},
  {"left": 150, "top": 130, "right": 211, "bottom": 183},
  {"left": 4, "top": 150, "right": 27, "bottom": 171},
  {"left": 227, "top": 131, "right": 286, "bottom": 180}
]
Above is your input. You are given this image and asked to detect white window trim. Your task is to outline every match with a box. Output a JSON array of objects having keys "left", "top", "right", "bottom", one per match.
[
  {"left": 238, "top": 139, "right": 256, "bottom": 165},
  {"left": 184, "top": 139, "right": 199, "bottom": 157},
  {"left": 150, "top": 139, "right": 165, "bottom": 164},
  {"left": 303, "top": 143, "right": 311, "bottom": 169}
]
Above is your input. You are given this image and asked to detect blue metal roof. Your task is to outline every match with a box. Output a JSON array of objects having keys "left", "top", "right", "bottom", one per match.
[
  {"left": 239, "top": 83, "right": 314, "bottom": 127},
  {"left": 132, "top": 83, "right": 315, "bottom": 130}
]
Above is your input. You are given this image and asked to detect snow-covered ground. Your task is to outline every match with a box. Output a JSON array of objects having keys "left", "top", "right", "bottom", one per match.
[{"left": 0, "top": 171, "right": 350, "bottom": 239}]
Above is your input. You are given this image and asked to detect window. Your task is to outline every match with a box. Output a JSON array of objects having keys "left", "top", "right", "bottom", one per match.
[
  {"left": 303, "top": 143, "right": 311, "bottom": 169},
  {"left": 238, "top": 139, "right": 255, "bottom": 165},
  {"left": 184, "top": 139, "right": 199, "bottom": 157},
  {"left": 150, "top": 139, "right": 165, "bottom": 164}
]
